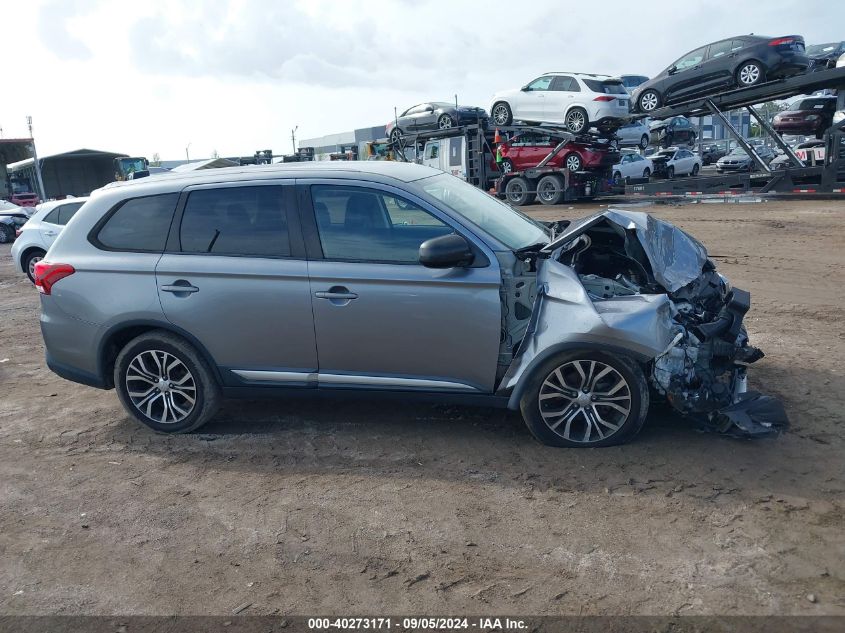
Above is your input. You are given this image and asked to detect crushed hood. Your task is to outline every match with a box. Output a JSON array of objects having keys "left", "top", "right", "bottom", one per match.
[{"left": 543, "top": 209, "right": 709, "bottom": 293}]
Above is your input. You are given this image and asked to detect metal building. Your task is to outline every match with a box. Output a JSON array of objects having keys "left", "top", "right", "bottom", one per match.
[{"left": 6, "top": 148, "right": 128, "bottom": 199}]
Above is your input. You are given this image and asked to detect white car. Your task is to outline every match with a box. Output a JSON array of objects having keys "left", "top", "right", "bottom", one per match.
[
  {"left": 11, "top": 197, "right": 88, "bottom": 282},
  {"left": 651, "top": 147, "right": 702, "bottom": 179},
  {"left": 615, "top": 119, "right": 651, "bottom": 149},
  {"left": 489, "top": 73, "right": 630, "bottom": 134},
  {"left": 612, "top": 152, "right": 654, "bottom": 183}
]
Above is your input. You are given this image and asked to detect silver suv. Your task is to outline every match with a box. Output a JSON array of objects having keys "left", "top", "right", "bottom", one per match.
[{"left": 36, "top": 162, "right": 783, "bottom": 446}]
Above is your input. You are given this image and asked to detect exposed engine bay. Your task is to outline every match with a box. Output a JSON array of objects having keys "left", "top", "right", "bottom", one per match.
[{"left": 496, "top": 209, "right": 788, "bottom": 437}]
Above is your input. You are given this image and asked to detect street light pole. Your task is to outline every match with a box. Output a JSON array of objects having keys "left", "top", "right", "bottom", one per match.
[
  {"left": 291, "top": 126, "right": 298, "bottom": 154},
  {"left": 26, "top": 116, "right": 47, "bottom": 201}
]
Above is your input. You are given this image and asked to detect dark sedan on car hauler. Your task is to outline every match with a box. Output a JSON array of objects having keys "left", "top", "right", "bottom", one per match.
[
  {"left": 633, "top": 35, "right": 809, "bottom": 113},
  {"left": 387, "top": 103, "right": 487, "bottom": 143}
]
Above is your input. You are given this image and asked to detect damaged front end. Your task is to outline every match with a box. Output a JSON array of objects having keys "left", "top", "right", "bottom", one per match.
[{"left": 499, "top": 209, "right": 788, "bottom": 438}]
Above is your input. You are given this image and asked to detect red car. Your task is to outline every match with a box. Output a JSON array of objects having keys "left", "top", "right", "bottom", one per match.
[
  {"left": 10, "top": 192, "right": 40, "bottom": 207},
  {"left": 772, "top": 95, "right": 837, "bottom": 139},
  {"left": 498, "top": 131, "right": 617, "bottom": 173}
]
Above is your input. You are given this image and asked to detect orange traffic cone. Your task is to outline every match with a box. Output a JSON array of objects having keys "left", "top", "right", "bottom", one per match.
[{"left": 494, "top": 128, "right": 501, "bottom": 144}]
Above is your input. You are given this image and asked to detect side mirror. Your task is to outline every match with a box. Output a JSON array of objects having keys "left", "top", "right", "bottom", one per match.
[
  {"left": 667, "top": 65, "right": 678, "bottom": 75},
  {"left": 520, "top": 85, "right": 530, "bottom": 92},
  {"left": 419, "top": 234, "right": 474, "bottom": 268}
]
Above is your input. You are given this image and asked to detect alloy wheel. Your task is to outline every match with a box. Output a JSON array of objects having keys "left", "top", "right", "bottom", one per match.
[
  {"left": 438, "top": 115, "right": 454, "bottom": 129},
  {"left": 492, "top": 104, "right": 510, "bottom": 126},
  {"left": 538, "top": 359, "right": 632, "bottom": 443},
  {"left": 126, "top": 350, "right": 196, "bottom": 424},
  {"left": 565, "top": 154, "right": 581, "bottom": 171},
  {"left": 640, "top": 91, "right": 658, "bottom": 112},
  {"left": 739, "top": 63, "right": 761, "bottom": 86},
  {"left": 27, "top": 254, "right": 43, "bottom": 280},
  {"left": 566, "top": 110, "right": 586, "bottom": 133}
]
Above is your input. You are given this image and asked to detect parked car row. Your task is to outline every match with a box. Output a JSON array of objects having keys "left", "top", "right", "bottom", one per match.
[{"left": 716, "top": 146, "right": 776, "bottom": 172}]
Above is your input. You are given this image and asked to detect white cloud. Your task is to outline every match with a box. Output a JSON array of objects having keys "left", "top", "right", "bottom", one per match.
[{"left": 0, "top": 0, "right": 841, "bottom": 160}]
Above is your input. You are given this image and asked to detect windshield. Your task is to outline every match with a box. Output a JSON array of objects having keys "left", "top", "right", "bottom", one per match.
[
  {"left": 413, "top": 173, "right": 548, "bottom": 250},
  {"left": 806, "top": 43, "right": 837, "bottom": 55},
  {"left": 795, "top": 98, "right": 832, "bottom": 110}
]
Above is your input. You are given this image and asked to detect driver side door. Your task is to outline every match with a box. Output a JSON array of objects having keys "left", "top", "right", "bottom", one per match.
[
  {"left": 515, "top": 76, "right": 552, "bottom": 122},
  {"left": 665, "top": 46, "right": 708, "bottom": 102}
]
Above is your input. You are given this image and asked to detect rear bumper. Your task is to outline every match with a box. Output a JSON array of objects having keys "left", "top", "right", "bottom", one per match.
[
  {"left": 769, "top": 52, "right": 809, "bottom": 77},
  {"left": 46, "top": 352, "right": 108, "bottom": 389},
  {"left": 40, "top": 297, "right": 107, "bottom": 388}
]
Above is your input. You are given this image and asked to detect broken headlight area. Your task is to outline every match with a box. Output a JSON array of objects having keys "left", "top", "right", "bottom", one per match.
[{"left": 548, "top": 210, "right": 788, "bottom": 437}]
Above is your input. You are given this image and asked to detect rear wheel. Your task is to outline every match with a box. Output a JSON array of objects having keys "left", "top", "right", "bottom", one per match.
[
  {"left": 612, "top": 171, "right": 623, "bottom": 185},
  {"left": 438, "top": 114, "right": 454, "bottom": 129},
  {"left": 114, "top": 330, "right": 221, "bottom": 434},
  {"left": 500, "top": 158, "right": 514, "bottom": 174},
  {"left": 638, "top": 89, "right": 660, "bottom": 112},
  {"left": 737, "top": 60, "right": 764, "bottom": 87},
  {"left": 564, "top": 152, "right": 583, "bottom": 171},
  {"left": 389, "top": 127, "right": 403, "bottom": 144},
  {"left": 492, "top": 102, "right": 513, "bottom": 126},
  {"left": 639, "top": 134, "right": 649, "bottom": 150},
  {"left": 691, "top": 163, "right": 700, "bottom": 176},
  {"left": 536, "top": 175, "right": 565, "bottom": 205},
  {"left": 667, "top": 166, "right": 675, "bottom": 179},
  {"left": 565, "top": 107, "right": 588, "bottom": 134},
  {"left": 23, "top": 249, "right": 46, "bottom": 284},
  {"left": 519, "top": 351, "right": 649, "bottom": 448},
  {"left": 642, "top": 167, "right": 651, "bottom": 179},
  {"left": 504, "top": 176, "right": 534, "bottom": 206},
  {"left": 0, "top": 224, "right": 13, "bottom": 244}
]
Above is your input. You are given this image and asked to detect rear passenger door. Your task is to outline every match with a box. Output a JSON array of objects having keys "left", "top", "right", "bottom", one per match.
[
  {"left": 301, "top": 182, "right": 502, "bottom": 393},
  {"left": 546, "top": 75, "right": 578, "bottom": 124},
  {"left": 156, "top": 182, "right": 318, "bottom": 386}
]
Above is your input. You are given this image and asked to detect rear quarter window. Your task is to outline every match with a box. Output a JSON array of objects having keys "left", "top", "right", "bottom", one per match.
[
  {"left": 582, "top": 79, "right": 626, "bottom": 94},
  {"left": 93, "top": 193, "right": 179, "bottom": 251}
]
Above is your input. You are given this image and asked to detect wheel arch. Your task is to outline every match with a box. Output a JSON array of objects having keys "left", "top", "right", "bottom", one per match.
[
  {"left": 504, "top": 341, "right": 652, "bottom": 410},
  {"left": 97, "top": 319, "right": 222, "bottom": 389},
  {"left": 18, "top": 245, "right": 47, "bottom": 269}
]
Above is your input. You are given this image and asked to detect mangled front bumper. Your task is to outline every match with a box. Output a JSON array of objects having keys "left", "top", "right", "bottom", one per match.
[{"left": 500, "top": 209, "right": 788, "bottom": 438}]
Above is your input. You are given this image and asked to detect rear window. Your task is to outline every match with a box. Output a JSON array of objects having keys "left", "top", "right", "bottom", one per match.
[
  {"left": 95, "top": 193, "right": 178, "bottom": 251},
  {"left": 582, "top": 79, "right": 627, "bottom": 94}
]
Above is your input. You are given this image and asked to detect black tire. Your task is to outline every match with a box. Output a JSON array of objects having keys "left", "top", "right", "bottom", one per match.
[
  {"left": 563, "top": 152, "right": 582, "bottom": 172},
  {"left": 504, "top": 176, "right": 534, "bottom": 206},
  {"left": 114, "top": 330, "right": 221, "bottom": 434},
  {"left": 638, "top": 89, "right": 661, "bottom": 112},
  {"left": 736, "top": 60, "right": 764, "bottom": 87},
  {"left": 23, "top": 249, "right": 46, "bottom": 284},
  {"left": 536, "top": 174, "right": 565, "bottom": 205},
  {"left": 500, "top": 158, "right": 514, "bottom": 174},
  {"left": 519, "top": 350, "right": 649, "bottom": 448},
  {"left": 639, "top": 134, "right": 649, "bottom": 150},
  {"left": 438, "top": 114, "right": 455, "bottom": 129},
  {"left": 565, "top": 107, "right": 589, "bottom": 134},
  {"left": 691, "top": 163, "right": 700, "bottom": 176},
  {"left": 0, "top": 224, "right": 13, "bottom": 244},
  {"left": 612, "top": 171, "right": 623, "bottom": 185},
  {"left": 491, "top": 102, "right": 513, "bottom": 126},
  {"left": 642, "top": 167, "right": 651, "bottom": 179},
  {"left": 389, "top": 127, "right": 403, "bottom": 144},
  {"left": 667, "top": 166, "right": 675, "bottom": 180},
  {"left": 687, "top": 134, "right": 696, "bottom": 148}
]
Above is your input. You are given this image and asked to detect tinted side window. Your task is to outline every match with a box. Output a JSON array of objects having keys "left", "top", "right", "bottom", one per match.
[
  {"left": 179, "top": 186, "right": 290, "bottom": 257},
  {"left": 708, "top": 40, "right": 733, "bottom": 59},
  {"left": 312, "top": 186, "right": 451, "bottom": 263},
  {"left": 96, "top": 194, "right": 178, "bottom": 251},
  {"left": 43, "top": 208, "right": 61, "bottom": 224},
  {"left": 551, "top": 76, "right": 574, "bottom": 91},
  {"left": 58, "top": 202, "right": 84, "bottom": 225}
]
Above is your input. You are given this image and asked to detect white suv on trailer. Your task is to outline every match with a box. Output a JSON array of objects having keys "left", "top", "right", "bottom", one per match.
[{"left": 489, "top": 73, "right": 630, "bottom": 134}]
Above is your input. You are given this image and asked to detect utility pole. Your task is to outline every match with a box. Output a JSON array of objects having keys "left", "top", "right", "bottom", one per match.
[
  {"left": 185, "top": 142, "right": 192, "bottom": 162},
  {"left": 27, "top": 116, "right": 47, "bottom": 201},
  {"left": 291, "top": 126, "right": 298, "bottom": 154}
]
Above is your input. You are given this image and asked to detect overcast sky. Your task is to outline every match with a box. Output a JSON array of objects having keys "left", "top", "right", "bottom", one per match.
[{"left": 1, "top": 0, "right": 842, "bottom": 160}]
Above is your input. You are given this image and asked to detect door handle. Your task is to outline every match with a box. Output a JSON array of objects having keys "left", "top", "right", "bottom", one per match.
[
  {"left": 315, "top": 291, "right": 358, "bottom": 300},
  {"left": 43, "top": 230, "right": 57, "bottom": 236},
  {"left": 161, "top": 281, "right": 199, "bottom": 294}
]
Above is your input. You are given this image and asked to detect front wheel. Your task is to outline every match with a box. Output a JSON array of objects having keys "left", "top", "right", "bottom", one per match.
[
  {"left": 612, "top": 171, "right": 623, "bottom": 185},
  {"left": 389, "top": 127, "right": 403, "bottom": 144},
  {"left": 519, "top": 351, "right": 649, "bottom": 448},
  {"left": 114, "top": 330, "right": 221, "bottom": 433},
  {"left": 491, "top": 102, "right": 513, "bottom": 126},
  {"left": 504, "top": 176, "right": 535, "bottom": 206},
  {"left": 638, "top": 89, "right": 661, "bottom": 112},
  {"left": 565, "top": 107, "right": 588, "bottom": 134},
  {"left": 438, "top": 114, "right": 454, "bottom": 129},
  {"left": 564, "top": 152, "right": 582, "bottom": 172},
  {"left": 736, "top": 60, "right": 764, "bottom": 87},
  {"left": 0, "top": 224, "right": 13, "bottom": 244},
  {"left": 500, "top": 158, "right": 514, "bottom": 174},
  {"left": 667, "top": 166, "right": 675, "bottom": 179},
  {"left": 639, "top": 134, "right": 649, "bottom": 150},
  {"left": 24, "top": 249, "right": 46, "bottom": 284},
  {"left": 642, "top": 167, "right": 651, "bottom": 179},
  {"left": 691, "top": 163, "right": 700, "bottom": 176}
]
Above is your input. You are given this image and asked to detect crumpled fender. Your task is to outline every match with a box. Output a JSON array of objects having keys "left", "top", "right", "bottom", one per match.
[{"left": 497, "top": 259, "right": 677, "bottom": 407}]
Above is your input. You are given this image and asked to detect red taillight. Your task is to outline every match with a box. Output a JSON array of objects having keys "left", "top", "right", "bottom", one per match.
[
  {"left": 15, "top": 229, "right": 22, "bottom": 238},
  {"left": 769, "top": 37, "right": 795, "bottom": 46},
  {"left": 593, "top": 95, "right": 615, "bottom": 102},
  {"left": 33, "top": 262, "right": 75, "bottom": 295}
]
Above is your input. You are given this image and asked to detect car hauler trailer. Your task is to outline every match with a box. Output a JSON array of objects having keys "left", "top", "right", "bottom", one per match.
[
  {"left": 625, "top": 65, "right": 845, "bottom": 197},
  {"left": 390, "top": 124, "right": 619, "bottom": 205}
]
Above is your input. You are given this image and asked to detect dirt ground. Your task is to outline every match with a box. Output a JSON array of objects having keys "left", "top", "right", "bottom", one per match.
[{"left": 0, "top": 199, "right": 843, "bottom": 617}]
